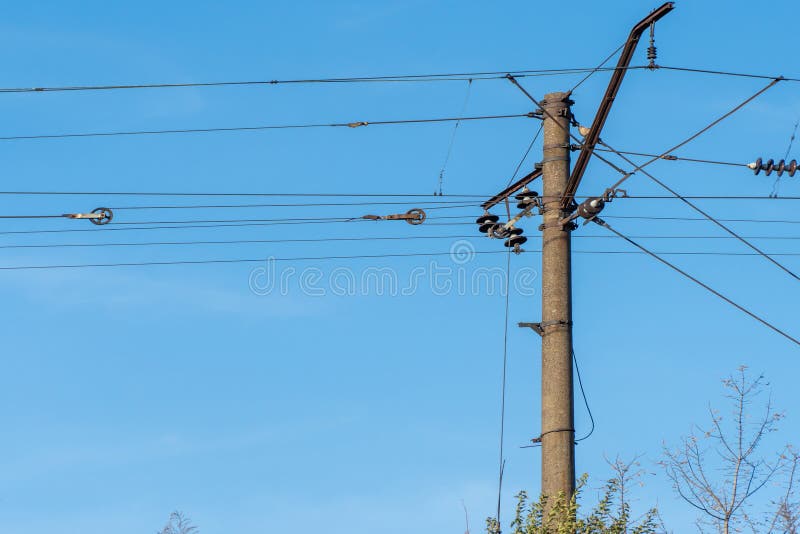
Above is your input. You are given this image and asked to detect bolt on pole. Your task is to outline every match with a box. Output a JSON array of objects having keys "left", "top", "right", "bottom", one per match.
[{"left": 539, "top": 91, "right": 575, "bottom": 500}]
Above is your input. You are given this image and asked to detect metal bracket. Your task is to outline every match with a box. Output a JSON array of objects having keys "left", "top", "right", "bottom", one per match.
[
  {"left": 518, "top": 322, "right": 544, "bottom": 336},
  {"left": 518, "top": 320, "right": 571, "bottom": 336}
]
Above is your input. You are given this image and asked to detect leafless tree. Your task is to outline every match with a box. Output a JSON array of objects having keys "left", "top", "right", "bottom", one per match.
[
  {"left": 158, "top": 511, "right": 198, "bottom": 534},
  {"left": 767, "top": 447, "right": 800, "bottom": 534},
  {"left": 662, "top": 366, "right": 789, "bottom": 534}
]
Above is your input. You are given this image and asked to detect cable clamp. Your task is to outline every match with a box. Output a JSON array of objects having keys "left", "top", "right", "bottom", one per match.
[{"left": 347, "top": 121, "right": 369, "bottom": 128}]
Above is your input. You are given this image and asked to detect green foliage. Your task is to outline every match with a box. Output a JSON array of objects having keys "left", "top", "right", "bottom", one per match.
[{"left": 486, "top": 474, "right": 659, "bottom": 534}]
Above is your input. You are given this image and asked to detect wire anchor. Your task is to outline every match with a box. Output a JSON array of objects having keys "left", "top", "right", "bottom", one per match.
[{"left": 361, "top": 208, "right": 426, "bottom": 225}]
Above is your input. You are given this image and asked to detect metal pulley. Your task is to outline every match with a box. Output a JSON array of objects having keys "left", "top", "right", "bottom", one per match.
[
  {"left": 63, "top": 207, "right": 114, "bottom": 225},
  {"left": 748, "top": 158, "right": 798, "bottom": 177}
]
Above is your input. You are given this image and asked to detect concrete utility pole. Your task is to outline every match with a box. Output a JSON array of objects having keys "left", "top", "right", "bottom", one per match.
[{"left": 539, "top": 92, "right": 575, "bottom": 499}]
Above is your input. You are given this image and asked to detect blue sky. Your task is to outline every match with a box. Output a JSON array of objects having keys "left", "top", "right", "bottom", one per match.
[{"left": 0, "top": 1, "right": 798, "bottom": 533}]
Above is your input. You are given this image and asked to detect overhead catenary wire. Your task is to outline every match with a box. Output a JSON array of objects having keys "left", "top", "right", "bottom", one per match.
[
  {"left": 597, "top": 137, "right": 800, "bottom": 282},
  {"left": 1, "top": 248, "right": 800, "bottom": 272},
  {"left": 601, "top": 78, "right": 782, "bottom": 193},
  {"left": 593, "top": 218, "right": 800, "bottom": 347},
  {"left": 604, "top": 214, "right": 800, "bottom": 224},
  {"left": 0, "top": 219, "right": 480, "bottom": 237},
  {"left": 591, "top": 147, "right": 747, "bottom": 168},
  {"left": 567, "top": 41, "right": 626, "bottom": 95},
  {"left": 7, "top": 233, "right": 800, "bottom": 251},
  {"left": 0, "top": 66, "right": 652, "bottom": 94},
  {"left": 575, "top": 78, "right": 800, "bottom": 281},
  {"left": 109, "top": 200, "right": 483, "bottom": 211},
  {"left": 504, "top": 74, "right": 635, "bottom": 177},
  {"left": 0, "top": 112, "right": 536, "bottom": 142},
  {"left": 657, "top": 65, "right": 800, "bottom": 83},
  {"left": 0, "top": 191, "right": 493, "bottom": 198}
]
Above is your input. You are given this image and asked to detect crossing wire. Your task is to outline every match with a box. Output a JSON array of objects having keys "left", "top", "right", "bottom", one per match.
[
  {"left": 567, "top": 41, "right": 626, "bottom": 94},
  {"left": 594, "top": 219, "right": 800, "bottom": 347},
  {"left": 577, "top": 78, "right": 800, "bottom": 281},
  {"left": 591, "top": 147, "right": 747, "bottom": 168},
  {"left": 598, "top": 138, "right": 800, "bottom": 282},
  {"left": 600, "top": 78, "right": 781, "bottom": 194}
]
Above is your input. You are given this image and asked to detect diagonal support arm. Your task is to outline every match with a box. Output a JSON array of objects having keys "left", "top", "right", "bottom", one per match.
[{"left": 561, "top": 2, "right": 675, "bottom": 210}]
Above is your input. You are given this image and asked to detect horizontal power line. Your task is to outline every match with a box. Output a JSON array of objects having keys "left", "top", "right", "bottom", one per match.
[
  {"left": 604, "top": 215, "right": 800, "bottom": 224},
  {"left": 5, "top": 64, "right": 795, "bottom": 96},
  {"left": 0, "top": 220, "right": 477, "bottom": 237},
  {"left": 0, "top": 112, "right": 535, "bottom": 142},
  {"left": 109, "top": 200, "right": 481, "bottom": 210},
  {"left": 103, "top": 213, "right": 470, "bottom": 226},
  {"left": 658, "top": 65, "right": 800, "bottom": 83},
  {"left": 592, "top": 147, "right": 747, "bottom": 167},
  {"left": 1, "top": 248, "right": 800, "bottom": 271},
  {"left": 3, "top": 233, "right": 800, "bottom": 251},
  {"left": 0, "top": 66, "right": 648, "bottom": 94}
]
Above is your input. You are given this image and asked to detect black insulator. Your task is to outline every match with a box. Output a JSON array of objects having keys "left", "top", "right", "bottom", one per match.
[
  {"left": 789, "top": 159, "right": 798, "bottom": 177},
  {"left": 479, "top": 222, "right": 497, "bottom": 233},
  {"left": 508, "top": 227, "right": 523, "bottom": 236},
  {"left": 576, "top": 197, "right": 605, "bottom": 219},
  {"left": 647, "top": 45, "right": 657, "bottom": 61},
  {"left": 514, "top": 188, "right": 538, "bottom": 201},
  {"left": 765, "top": 159, "right": 775, "bottom": 176},
  {"left": 753, "top": 157, "right": 763, "bottom": 175},
  {"left": 476, "top": 213, "right": 499, "bottom": 225},
  {"left": 777, "top": 159, "right": 786, "bottom": 177},
  {"left": 505, "top": 235, "right": 527, "bottom": 247}
]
